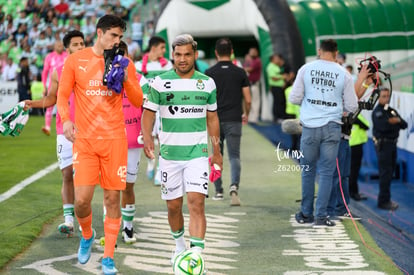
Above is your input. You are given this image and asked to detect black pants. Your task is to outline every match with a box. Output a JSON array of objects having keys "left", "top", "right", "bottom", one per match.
[
  {"left": 270, "top": 86, "right": 285, "bottom": 120},
  {"left": 349, "top": 144, "right": 363, "bottom": 196},
  {"left": 375, "top": 141, "right": 397, "bottom": 205}
]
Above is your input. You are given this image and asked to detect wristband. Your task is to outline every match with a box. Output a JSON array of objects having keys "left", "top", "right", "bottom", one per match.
[{"left": 362, "top": 82, "right": 369, "bottom": 88}]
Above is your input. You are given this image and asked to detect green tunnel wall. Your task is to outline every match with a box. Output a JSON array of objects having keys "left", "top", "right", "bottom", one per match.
[{"left": 289, "top": 0, "right": 414, "bottom": 57}]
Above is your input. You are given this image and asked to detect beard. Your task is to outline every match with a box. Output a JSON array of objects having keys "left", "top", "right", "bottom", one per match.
[{"left": 175, "top": 62, "right": 194, "bottom": 75}]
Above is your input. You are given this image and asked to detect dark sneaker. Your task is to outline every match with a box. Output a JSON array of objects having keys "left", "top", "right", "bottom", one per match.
[
  {"left": 122, "top": 227, "right": 137, "bottom": 244},
  {"left": 378, "top": 201, "right": 399, "bottom": 211},
  {"left": 313, "top": 217, "right": 336, "bottom": 228},
  {"left": 212, "top": 193, "right": 223, "bottom": 200},
  {"left": 350, "top": 193, "right": 367, "bottom": 201},
  {"left": 295, "top": 211, "right": 314, "bottom": 225},
  {"left": 338, "top": 212, "right": 361, "bottom": 221}
]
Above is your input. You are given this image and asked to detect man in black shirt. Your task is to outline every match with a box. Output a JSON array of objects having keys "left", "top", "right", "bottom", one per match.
[
  {"left": 372, "top": 87, "right": 407, "bottom": 210},
  {"left": 205, "top": 38, "right": 251, "bottom": 206},
  {"left": 17, "top": 57, "right": 31, "bottom": 101}
]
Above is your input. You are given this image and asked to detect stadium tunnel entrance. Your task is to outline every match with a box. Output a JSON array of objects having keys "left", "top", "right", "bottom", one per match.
[
  {"left": 194, "top": 35, "right": 258, "bottom": 61},
  {"left": 154, "top": 0, "right": 305, "bottom": 121}
]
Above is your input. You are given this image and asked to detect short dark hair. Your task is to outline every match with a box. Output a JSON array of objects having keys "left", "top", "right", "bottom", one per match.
[
  {"left": 269, "top": 53, "right": 284, "bottom": 62},
  {"left": 320, "top": 39, "right": 337, "bottom": 52},
  {"left": 96, "top": 15, "right": 126, "bottom": 33},
  {"left": 148, "top": 36, "right": 166, "bottom": 50},
  {"left": 215, "top": 38, "right": 232, "bottom": 57},
  {"left": 62, "top": 30, "right": 84, "bottom": 48},
  {"left": 275, "top": 53, "right": 284, "bottom": 60}
]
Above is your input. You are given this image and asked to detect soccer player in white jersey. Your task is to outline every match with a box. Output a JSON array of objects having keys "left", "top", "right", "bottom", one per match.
[
  {"left": 24, "top": 30, "right": 86, "bottom": 236},
  {"left": 118, "top": 40, "right": 150, "bottom": 243},
  {"left": 135, "top": 36, "right": 173, "bottom": 185},
  {"left": 142, "top": 34, "right": 222, "bottom": 266},
  {"left": 135, "top": 36, "right": 173, "bottom": 81}
]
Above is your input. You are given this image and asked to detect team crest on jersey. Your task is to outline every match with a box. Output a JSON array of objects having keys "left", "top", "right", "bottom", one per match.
[
  {"left": 161, "top": 184, "right": 168, "bottom": 195},
  {"left": 196, "top": 79, "right": 205, "bottom": 90}
]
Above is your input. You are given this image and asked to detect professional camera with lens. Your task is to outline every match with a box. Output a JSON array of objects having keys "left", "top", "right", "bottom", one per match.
[
  {"left": 358, "top": 56, "right": 381, "bottom": 73},
  {"left": 355, "top": 56, "right": 383, "bottom": 111},
  {"left": 345, "top": 55, "right": 392, "bottom": 129},
  {"left": 341, "top": 113, "right": 354, "bottom": 136},
  {"left": 357, "top": 87, "right": 379, "bottom": 111}
]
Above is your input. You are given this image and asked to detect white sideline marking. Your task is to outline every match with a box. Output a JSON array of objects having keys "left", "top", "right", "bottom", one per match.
[
  {"left": 21, "top": 212, "right": 242, "bottom": 274},
  {"left": 0, "top": 162, "right": 59, "bottom": 203}
]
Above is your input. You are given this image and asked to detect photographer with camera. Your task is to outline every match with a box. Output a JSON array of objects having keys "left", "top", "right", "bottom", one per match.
[
  {"left": 327, "top": 56, "right": 386, "bottom": 220},
  {"left": 372, "top": 87, "right": 407, "bottom": 210},
  {"left": 348, "top": 62, "right": 377, "bottom": 202},
  {"left": 327, "top": 61, "right": 376, "bottom": 220}
]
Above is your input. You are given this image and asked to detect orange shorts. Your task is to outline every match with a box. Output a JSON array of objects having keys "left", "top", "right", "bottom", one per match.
[{"left": 73, "top": 138, "right": 127, "bottom": 190}]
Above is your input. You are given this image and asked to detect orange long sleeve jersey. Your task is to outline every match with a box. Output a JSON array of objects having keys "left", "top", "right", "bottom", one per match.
[{"left": 57, "top": 47, "right": 143, "bottom": 139}]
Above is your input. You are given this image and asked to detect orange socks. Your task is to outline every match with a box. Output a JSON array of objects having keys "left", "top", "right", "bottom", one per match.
[
  {"left": 77, "top": 212, "right": 93, "bottom": 239},
  {"left": 103, "top": 216, "right": 121, "bottom": 258},
  {"left": 77, "top": 213, "right": 121, "bottom": 258}
]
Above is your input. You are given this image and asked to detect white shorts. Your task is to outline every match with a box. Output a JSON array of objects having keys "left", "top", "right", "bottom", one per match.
[
  {"left": 127, "top": 148, "right": 142, "bottom": 183},
  {"left": 56, "top": 134, "right": 73, "bottom": 170},
  {"left": 159, "top": 156, "right": 209, "bottom": 200}
]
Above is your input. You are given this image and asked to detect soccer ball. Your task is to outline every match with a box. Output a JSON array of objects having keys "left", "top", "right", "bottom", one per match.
[{"left": 173, "top": 250, "right": 205, "bottom": 275}]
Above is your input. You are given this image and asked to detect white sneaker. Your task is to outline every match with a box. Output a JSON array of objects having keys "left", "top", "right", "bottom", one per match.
[
  {"left": 170, "top": 249, "right": 186, "bottom": 265},
  {"left": 58, "top": 222, "right": 74, "bottom": 236},
  {"left": 122, "top": 227, "right": 137, "bottom": 244},
  {"left": 338, "top": 212, "right": 362, "bottom": 221}
]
